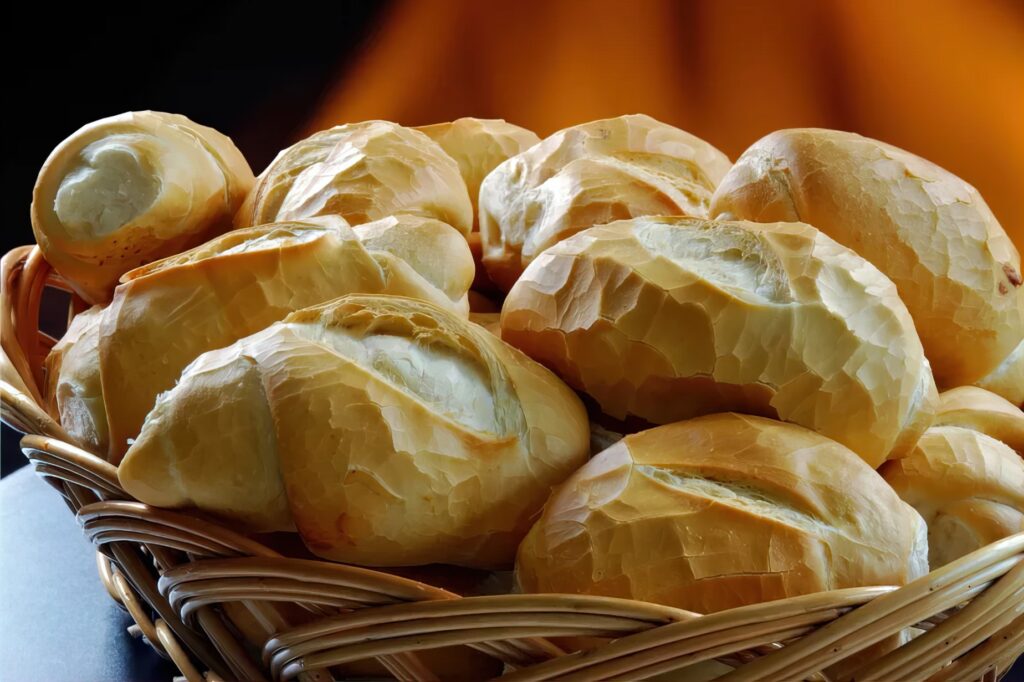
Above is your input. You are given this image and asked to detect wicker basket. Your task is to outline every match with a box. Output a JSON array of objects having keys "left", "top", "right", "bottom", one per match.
[{"left": 1, "top": 244, "right": 1022, "bottom": 682}]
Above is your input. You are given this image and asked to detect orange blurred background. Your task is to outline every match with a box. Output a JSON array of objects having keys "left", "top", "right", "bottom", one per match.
[{"left": 306, "top": 0, "right": 1024, "bottom": 247}]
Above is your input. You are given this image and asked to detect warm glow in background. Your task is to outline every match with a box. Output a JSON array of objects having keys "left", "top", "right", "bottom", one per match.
[{"left": 306, "top": 0, "right": 1024, "bottom": 246}]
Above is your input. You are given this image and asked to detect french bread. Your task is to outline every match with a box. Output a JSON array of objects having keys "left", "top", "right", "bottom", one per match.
[
  {"left": 31, "top": 111, "right": 254, "bottom": 304},
  {"left": 100, "top": 214, "right": 473, "bottom": 462},
  {"left": 44, "top": 306, "right": 107, "bottom": 454},
  {"left": 976, "top": 341, "right": 1023, "bottom": 407},
  {"left": 118, "top": 294, "right": 590, "bottom": 568},
  {"left": 415, "top": 117, "right": 540, "bottom": 230},
  {"left": 710, "top": 129, "right": 1024, "bottom": 394},
  {"left": 236, "top": 120, "right": 473, "bottom": 235},
  {"left": 479, "top": 114, "right": 731, "bottom": 290},
  {"left": 881, "top": 426, "right": 1024, "bottom": 567},
  {"left": 500, "top": 216, "right": 937, "bottom": 466},
  {"left": 516, "top": 413, "right": 929, "bottom": 614},
  {"left": 933, "top": 387, "right": 1023, "bottom": 456}
]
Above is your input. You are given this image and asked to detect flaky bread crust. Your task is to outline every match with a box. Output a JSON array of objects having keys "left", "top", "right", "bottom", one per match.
[
  {"left": 976, "top": 339, "right": 1024, "bottom": 406},
  {"left": 44, "top": 305, "right": 107, "bottom": 454},
  {"left": 236, "top": 120, "right": 472, "bottom": 235},
  {"left": 516, "top": 414, "right": 928, "bottom": 614},
  {"left": 31, "top": 111, "right": 254, "bottom": 304},
  {"left": 118, "top": 294, "right": 590, "bottom": 568},
  {"left": 881, "top": 426, "right": 1024, "bottom": 567},
  {"left": 501, "top": 216, "right": 937, "bottom": 466},
  {"left": 934, "top": 386, "right": 1024, "bottom": 455},
  {"left": 100, "top": 215, "right": 473, "bottom": 462},
  {"left": 415, "top": 118, "right": 540, "bottom": 231},
  {"left": 710, "top": 128, "right": 1024, "bottom": 392},
  {"left": 479, "top": 114, "right": 731, "bottom": 290}
]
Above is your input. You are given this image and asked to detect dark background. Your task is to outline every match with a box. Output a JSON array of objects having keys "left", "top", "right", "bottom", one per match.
[{"left": 1, "top": 2, "right": 391, "bottom": 475}]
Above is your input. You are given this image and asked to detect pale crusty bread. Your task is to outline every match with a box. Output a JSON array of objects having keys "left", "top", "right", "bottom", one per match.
[
  {"left": 516, "top": 413, "right": 929, "bottom": 614},
  {"left": 118, "top": 294, "right": 590, "bottom": 568},
  {"left": 934, "top": 387, "right": 1023, "bottom": 455},
  {"left": 100, "top": 215, "right": 473, "bottom": 462},
  {"left": 710, "top": 129, "right": 1024, "bottom": 394},
  {"left": 236, "top": 120, "right": 473, "bottom": 235},
  {"left": 351, "top": 215, "right": 475, "bottom": 307},
  {"left": 479, "top": 114, "right": 731, "bottom": 290},
  {"left": 500, "top": 216, "right": 937, "bottom": 467},
  {"left": 881, "top": 426, "right": 1024, "bottom": 567},
  {"left": 976, "top": 340, "right": 1023, "bottom": 407},
  {"left": 44, "top": 306, "right": 107, "bottom": 454},
  {"left": 31, "top": 111, "right": 254, "bottom": 304},
  {"left": 415, "top": 118, "right": 540, "bottom": 231}
]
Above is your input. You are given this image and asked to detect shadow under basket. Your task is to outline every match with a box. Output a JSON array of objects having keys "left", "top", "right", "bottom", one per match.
[{"left": 2, "top": 244, "right": 1022, "bottom": 682}]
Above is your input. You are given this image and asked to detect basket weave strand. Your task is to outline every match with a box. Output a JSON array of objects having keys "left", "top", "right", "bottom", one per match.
[{"left": 1, "top": 244, "right": 1022, "bottom": 682}]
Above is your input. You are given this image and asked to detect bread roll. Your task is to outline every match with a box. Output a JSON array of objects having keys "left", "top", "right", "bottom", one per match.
[
  {"left": 516, "top": 413, "right": 929, "bottom": 614},
  {"left": 44, "top": 306, "right": 107, "bottom": 454},
  {"left": 976, "top": 340, "right": 1023, "bottom": 407},
  {"left": 350, "top": 215, "right": 475, "bottom": 308},
  {"left": 881, "top": 426, "right": 1024, "bottom": 567},
  {"left": 501, "top": 216, "right": 937, "bottom": 466},
  {"left": 934, "top": 387, "right": 1024, "bottom": 455},
  {"left": 236, "top": 120, "right": 473, "bottom": 235},
  {"left": 101, "top": 215, "right": 472, "bottom": 462},
  {"left": 119, "top": 295, "right": 590, "bottom": 568},
  {"left": 479, "top": 114, "right": 731, "bottom": 290},
  {"left": 710, "top": 129, "right": 1024, "bottom": 393},
  {"left": 31, "top": 111, "right": 254, "bottom": 304},
  {"left": 415, "top": 117, "right": 540, "bottom": 230}
]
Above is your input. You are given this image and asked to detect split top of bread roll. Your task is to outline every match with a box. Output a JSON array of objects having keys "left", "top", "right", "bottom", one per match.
[
  {"left": 710, "top": 128, "right": 1024, "bottom": 394},
  {"left": 479, "top": 114, "right": 732, "bottom": 290},
  {"left": 881, "top": 426, "right": 1024, "bottom": 567},
  {"left": 934, "top": 387, "right": 1024, "bottom": 455},
  {"left": 44, "top": 305, "right": 107, "bottom": 455},
  {"left": 236, "top": 120, "right": 473, "bottom": 235},
  {"left": 415, "top": 117, "right": 541, "bottom": 230},
  {"left": 501, "top": 216, "right": 937, "bottom": 466},
  {"left": 516, "top": 413, "right": 929, "bottom": 614},
  {"left": 100, "top": 214, "right": 473, "bottom": 462},
  {"left": 31, "top": 111, "right": 254, "bottom": 303},
  {"left": 118, "top": 294, "right": 590, "bottom": 568}
]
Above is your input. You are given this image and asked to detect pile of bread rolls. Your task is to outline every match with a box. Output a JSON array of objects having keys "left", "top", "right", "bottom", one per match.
[{"left": 34, "top": 111, "right": 1023, "bottom": 622}]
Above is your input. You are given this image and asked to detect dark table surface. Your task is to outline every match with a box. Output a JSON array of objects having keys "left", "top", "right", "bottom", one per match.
[
  {"left": 0, "top": 465, "right": 177, "bottom": 682},
  {"left": 2, "top": 455, "right": 1022, "bottom": 682}
]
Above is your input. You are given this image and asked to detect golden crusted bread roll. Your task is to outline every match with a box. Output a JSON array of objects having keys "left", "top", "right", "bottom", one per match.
[
  {"left": 501, "top": 216, "right": 937, "bottom": 466},
  {"left": 44, "top": 306, "right": 107, "bottom": 454},
  {"left": 415, "top": 117, "right": 541, "bottom": 230},
  {"left": 350, "top": 215, "right": 475, "bottom": 308},
  {"left": 934, "top": 387, "right": 1024, "bottom": 455},
  {"left": 975, "top": 342, "right": 1023, "bottom": 407},
  {"left": 101, "top": 215, "right": 472, "bottom": 462},
  {"left": 118, "top": 295, "right": 590, "bottom": 568},
  {"left": 516, "top": 414, "right": 929, "bottom": 614},
  {"left": 479, "top": 114, "right": 731, "bottom": 290},
  {"left": 710, "top": 128, "right": 1024, "bottom": 394},
  {"left": 31, "top": 111, "right": 254, "bottom": 304},
  {"left": 236, "top": 120, "right": 473, "bottom": 234},
  {"left": 881, "top": 426, "right": 1024, "bottom": 567}
]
